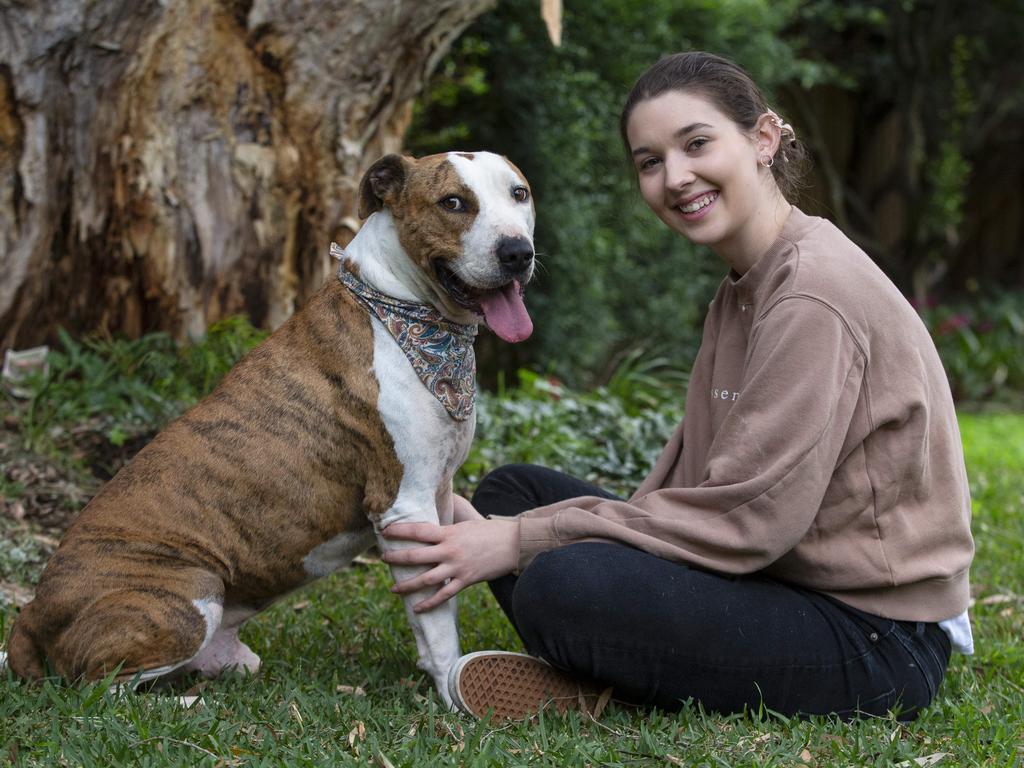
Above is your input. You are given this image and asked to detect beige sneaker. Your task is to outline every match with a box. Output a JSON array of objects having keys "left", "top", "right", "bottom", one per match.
[{"left": 447, "top": 651, "right": 605, "bottom": 720}]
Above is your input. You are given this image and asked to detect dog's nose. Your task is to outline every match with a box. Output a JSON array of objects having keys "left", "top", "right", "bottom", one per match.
[{"left": 496, "top": 236, "right": 534, "bottom": 272}]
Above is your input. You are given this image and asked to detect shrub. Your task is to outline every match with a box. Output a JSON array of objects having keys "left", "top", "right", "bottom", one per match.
[
  {"left": 10, "top": 317, "right": 267, "bottom": 453},
  {"left": 917, "top": 291, "right": 1024, "bottom": 406},
  {"left": 458, "top": 363, "right": 686, "bottom": 498}
]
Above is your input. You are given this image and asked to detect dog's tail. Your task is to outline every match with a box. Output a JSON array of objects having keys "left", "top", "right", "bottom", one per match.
[{"left": 5, "top": 611, "right": 46, "bottom": 680}]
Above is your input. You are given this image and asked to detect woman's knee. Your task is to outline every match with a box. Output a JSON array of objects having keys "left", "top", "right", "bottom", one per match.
[{"left": 470, "top": 464, "right": 541, "bottom": 517}]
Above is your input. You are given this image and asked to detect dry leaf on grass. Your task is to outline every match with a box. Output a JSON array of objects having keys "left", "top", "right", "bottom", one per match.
[
  {"left": 348, "top": 721, "right": 366, "bottom": 747},
  {"left": 979, "top": 593, "right": 1018, "bottom": 605},
  {"left": 335, "top": 684, "right": 366, "bottom": 696},
  {"left": 894, "top": 753, "right": 951, "bottom": 767},
  {"left": 591, "top": 686, "right": 614, "bottom": 719}
]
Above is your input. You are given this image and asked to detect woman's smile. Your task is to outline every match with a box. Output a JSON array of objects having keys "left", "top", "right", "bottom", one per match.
[{"left": 675, "top": 190, "right": 719, "bottom": 220}]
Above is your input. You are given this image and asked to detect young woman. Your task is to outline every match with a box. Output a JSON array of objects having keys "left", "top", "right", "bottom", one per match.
[{"left": 382, "top": 51, "right": 974, "bottom": 721}]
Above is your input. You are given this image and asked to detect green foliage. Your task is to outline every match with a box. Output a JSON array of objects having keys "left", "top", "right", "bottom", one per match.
[
  {"left": 12, "top": 317, "right": 267, "bottom": 454},
  {"left": 458, "top": 360, "right": 687, "bottom": 498},
  {"left": 0, "top": 533, "right": 47, "bottom": 587},
  {"left": 410, "top": 0, "right": 835, "bottom": 387},
  {"left": 917, "top": 292, "right": 1024, "bottom": 406}
]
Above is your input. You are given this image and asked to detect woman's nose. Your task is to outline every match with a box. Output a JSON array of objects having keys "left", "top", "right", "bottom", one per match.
[{"left": 664, "top": 152, "right": 695, "bottom": 191}]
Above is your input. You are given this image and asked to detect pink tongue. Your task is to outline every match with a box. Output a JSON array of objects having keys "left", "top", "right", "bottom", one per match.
[{"left": 479, "top": 280, "right": 533, "bottom": 342}]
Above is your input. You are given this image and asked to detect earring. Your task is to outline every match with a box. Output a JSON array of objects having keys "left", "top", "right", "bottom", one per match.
[{"left": 760, "top": 154, "right": 775, "bottom": 168}]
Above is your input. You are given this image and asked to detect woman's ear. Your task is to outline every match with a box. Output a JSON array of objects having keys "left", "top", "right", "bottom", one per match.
[{"left": 753, "top": 112, "right": 782, "bottom": 164}]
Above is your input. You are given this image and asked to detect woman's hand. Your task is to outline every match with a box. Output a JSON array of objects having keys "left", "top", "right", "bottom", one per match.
[{"left": 381, "top": 503, "right": 519, "bottom": 612}]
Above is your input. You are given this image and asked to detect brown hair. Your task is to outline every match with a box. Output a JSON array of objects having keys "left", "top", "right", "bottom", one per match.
[{"left": 619, "top": 51, "right": 808, "bottom": 199}]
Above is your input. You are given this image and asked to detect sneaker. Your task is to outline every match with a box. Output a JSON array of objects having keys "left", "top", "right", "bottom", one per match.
[{"left": 447, "top": 651, "right": 605, "bottom": 720}]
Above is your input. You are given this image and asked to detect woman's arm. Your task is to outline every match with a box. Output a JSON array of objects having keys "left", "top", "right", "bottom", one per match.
[{"left": 515, "top": 296, "right": 865, "bottom": 574}]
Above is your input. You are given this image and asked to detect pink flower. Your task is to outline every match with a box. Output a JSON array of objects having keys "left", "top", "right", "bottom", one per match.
[{"left": 935, "top": 314, "right": 970, "bottom": 335}]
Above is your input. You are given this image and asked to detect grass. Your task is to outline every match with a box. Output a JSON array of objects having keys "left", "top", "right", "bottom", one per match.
[{"left": 1, "top": 330, "right": 1023, "bottom": 766}]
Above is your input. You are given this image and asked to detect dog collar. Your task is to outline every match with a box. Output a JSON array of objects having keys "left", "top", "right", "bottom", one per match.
[{"left": 332, "top": 244, "right": 477, "bottom": 421}]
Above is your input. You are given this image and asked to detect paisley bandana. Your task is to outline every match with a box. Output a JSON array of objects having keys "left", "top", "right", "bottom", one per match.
[{"left": 332, "top": 243, "right": 477, "bottom": 421}]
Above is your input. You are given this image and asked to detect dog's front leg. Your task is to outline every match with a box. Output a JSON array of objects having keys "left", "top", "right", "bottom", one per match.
[{"left": 374, "top": 495, "right": 461, "bottom": 708}]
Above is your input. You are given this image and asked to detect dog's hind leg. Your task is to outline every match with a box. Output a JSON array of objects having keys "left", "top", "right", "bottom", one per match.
[
  {"left": 50, "top": 574, "right": 225, "bottom": 684},
  {"left": 179, "top": 604, "right": 261, "bottom": 678}
]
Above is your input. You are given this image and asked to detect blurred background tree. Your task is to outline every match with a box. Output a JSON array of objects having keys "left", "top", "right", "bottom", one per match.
[{"left": 410, "top": 0, "right": 1024, "bottom": 389}]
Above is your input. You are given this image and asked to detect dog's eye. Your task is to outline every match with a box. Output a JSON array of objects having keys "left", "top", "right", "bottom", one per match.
[
  {"left": 440, "top": 196, "right": 466, "bottom": 212},
  {"left": 512, "top": 186, "right": 530, "bottom": 203}
]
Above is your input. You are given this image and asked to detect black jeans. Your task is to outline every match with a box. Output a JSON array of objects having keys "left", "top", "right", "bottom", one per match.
[{"left": 474, "top": 464, "right": 951, "bottom": 720}]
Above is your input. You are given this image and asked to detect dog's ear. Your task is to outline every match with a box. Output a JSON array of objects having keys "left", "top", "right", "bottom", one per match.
[{"left": 358, "top": 154, "right": 409, "bottom": 219}]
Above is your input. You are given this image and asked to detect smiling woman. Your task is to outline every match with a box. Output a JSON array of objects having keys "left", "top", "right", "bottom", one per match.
[{"left": 383, "top": 51, "right": 975, "bottom": 723}]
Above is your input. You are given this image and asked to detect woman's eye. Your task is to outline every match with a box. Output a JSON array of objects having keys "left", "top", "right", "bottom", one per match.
[
  {"left": 687, "top": 137, "right": 708, "bottom": 151},
  {"left": 638, "top": 157, "right": 660, "bottom": 171},
  {"left": 512, "top": 186, "right": 530, "bottom": 203},
  {"left": 440, "top": 196, "right": 466, "bottom": 212}
]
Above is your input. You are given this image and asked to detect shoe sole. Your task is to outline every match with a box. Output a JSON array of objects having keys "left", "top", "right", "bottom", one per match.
[{"left": 450, "top": 651, "right": 599, "bottom": 720}]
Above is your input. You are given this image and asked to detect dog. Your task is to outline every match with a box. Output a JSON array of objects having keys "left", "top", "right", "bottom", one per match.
[{"left": 2, "top": 151, "right": 536, "bottom": 707}]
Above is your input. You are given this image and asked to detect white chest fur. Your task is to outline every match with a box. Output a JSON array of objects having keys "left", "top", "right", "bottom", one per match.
[{"left": 370, "top": 320, "right": 475, "bottom": 528}]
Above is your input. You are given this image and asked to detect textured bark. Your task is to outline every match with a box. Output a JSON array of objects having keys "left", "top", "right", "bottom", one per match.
[{"left": 0, "top": 0, "right": 495, "bottom": 349}]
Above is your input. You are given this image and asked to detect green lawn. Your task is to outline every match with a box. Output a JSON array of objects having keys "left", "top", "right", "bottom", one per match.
[{"left": 1, "top": 412, "right": 1022, "bottom": 767}]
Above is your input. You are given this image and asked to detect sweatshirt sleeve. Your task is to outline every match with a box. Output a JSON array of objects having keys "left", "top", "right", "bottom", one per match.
[{"left": 517, "top": 296, "right": 867, "bottom": 574}]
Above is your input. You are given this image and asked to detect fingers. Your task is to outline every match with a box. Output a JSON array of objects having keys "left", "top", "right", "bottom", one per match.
[
  {"left": 390, "top": 564, "right": 455, "bottom": 595},
  {"left": 381, "top": 544, "right": 443, "bottom": 567},
  {"left": 412, "top": 579, "right": 464, "bottom": 612},
  {"left": 389, "top": 564, "right": 464, "bottom": 611},
  {"left": 381, "top": 522, "right": 446, "bottom": 544}
]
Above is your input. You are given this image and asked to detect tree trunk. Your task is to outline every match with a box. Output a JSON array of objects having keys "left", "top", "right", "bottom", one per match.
[{"left": 0, "top": 0, "right": 495, "bottom": 349}]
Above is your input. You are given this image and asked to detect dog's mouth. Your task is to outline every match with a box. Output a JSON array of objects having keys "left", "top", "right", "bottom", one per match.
[{"left": 433, "top": 261, "right": 533, "bottom": 343}]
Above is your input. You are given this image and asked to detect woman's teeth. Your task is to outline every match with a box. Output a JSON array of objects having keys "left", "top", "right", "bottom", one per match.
[{"left": 680, "top": 192, "right": 718, "bottom": 213}]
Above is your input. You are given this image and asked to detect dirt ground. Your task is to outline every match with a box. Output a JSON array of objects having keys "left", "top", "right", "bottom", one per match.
[
  {"left": 0, "top": 417, "right": 154, "bottom": 606},
  {"left": 0, "top": 419, "right": 154, "bottom": 533}
]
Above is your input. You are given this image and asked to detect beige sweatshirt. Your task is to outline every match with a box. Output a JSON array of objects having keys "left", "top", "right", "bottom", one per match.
[{"left": 517, "top": 207, "right": 974, "bottom": 622}]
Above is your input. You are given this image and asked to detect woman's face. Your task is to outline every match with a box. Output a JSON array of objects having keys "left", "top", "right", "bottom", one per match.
[{"left": 626, "top": 90, "right": 769, "bottom": 259}]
